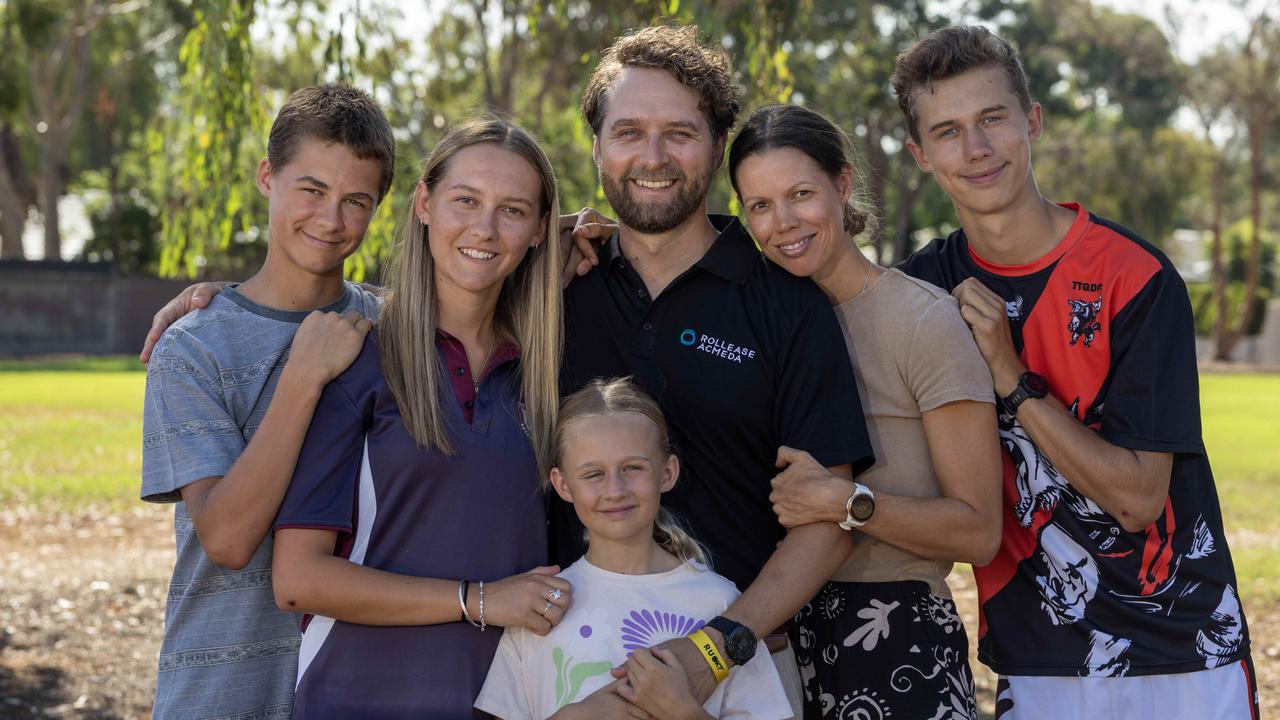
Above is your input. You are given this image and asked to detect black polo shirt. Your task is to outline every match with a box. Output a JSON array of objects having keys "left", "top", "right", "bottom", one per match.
[{"left": 556, "top": 215, "right": 874, "bottom": 590}]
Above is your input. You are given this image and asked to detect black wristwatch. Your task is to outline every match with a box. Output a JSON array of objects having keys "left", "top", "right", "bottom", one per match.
[
  {"left": 705, "top": 616, "right": 757, "bottom": 666},
  {"left": 1002, "top": 371, "right": 1049, "bottom": 415}
]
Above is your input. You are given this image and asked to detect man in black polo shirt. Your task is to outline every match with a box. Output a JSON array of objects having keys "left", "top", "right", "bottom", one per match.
[{"left": 558, "top": 25, "right": 874, "bottom": 711}]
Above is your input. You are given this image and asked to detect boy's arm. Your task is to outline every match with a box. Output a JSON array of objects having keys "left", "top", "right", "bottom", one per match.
[
  {"left": 952, "top": 277, "right": 1173, "bottom": 532},
  {"left": 178, "top": 310, "right": 370, "bottom": 568}
]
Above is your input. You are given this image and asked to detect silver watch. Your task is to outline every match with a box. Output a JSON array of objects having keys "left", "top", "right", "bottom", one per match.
[{"left": 838, "top": 482, "right": 876, "bottom": 530}]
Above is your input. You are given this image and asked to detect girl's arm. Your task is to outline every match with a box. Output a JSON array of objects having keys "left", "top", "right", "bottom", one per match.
[
  {"left": 617, "top": 648, "right": 716, "bottom": 720},
  {"left": 272, "top": 527, "right": 572, "bottom": 631},
  {"left": 769, "top": 398, "right": 1002, "bottom": 565},
  {"left": 547, "top": 681, "right": 652, "bottom": 720}
]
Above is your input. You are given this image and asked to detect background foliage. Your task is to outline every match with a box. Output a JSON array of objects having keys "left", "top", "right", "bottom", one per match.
[{"left": 1, "top": 0, "right": 1276, "bottom": 352}]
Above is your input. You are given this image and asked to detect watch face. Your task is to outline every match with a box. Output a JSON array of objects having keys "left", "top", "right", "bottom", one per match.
[
  {"left": 1024, "top": 372, "right": 1049, "bottom": 396},
  {"left": 726, "top": 628, "right": 757, "bottom": 663},
  {"left": 851, "top": 496, "right": 875, "bottom": 521}
]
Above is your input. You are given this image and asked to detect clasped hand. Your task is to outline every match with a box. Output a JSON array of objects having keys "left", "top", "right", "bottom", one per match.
[
  {"left": 770, "top": 446, "right": 852, "bottom": 528},
  {"left": 950, "top": 277, "right": 1025, "bottom": 395}
]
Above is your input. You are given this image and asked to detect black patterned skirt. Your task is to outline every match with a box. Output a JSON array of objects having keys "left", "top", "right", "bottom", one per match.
[{"left": 788, "top": 580, "right": 978, "bottom": 720}]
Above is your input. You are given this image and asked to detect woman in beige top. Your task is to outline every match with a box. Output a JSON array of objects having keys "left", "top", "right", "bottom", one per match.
[{"left": 728, "top": 104, "right": 1002, "bottom": 719}]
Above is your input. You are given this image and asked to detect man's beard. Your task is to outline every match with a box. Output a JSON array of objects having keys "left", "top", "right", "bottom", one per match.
[{"left": 600, "top": 163, "right": 712, "bottom": 234}]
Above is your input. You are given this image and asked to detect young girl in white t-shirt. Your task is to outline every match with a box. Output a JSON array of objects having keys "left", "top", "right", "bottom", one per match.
[{"left": 475, "top": 378, "right": 792, "bottom": 720}]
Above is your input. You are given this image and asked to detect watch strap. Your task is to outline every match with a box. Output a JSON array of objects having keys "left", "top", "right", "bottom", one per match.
[
  {"left": 705, "top": 615, "right": 743, "bottom": 638},
  {"left": 706, "top": 615, "right": 757, "bottom": 666},
  {"left": 1001, "top": 385, "right": 1030, "bottom": 415},
  {"left": 1002, "top": 371, "right": 1047, "bottom": 415}
]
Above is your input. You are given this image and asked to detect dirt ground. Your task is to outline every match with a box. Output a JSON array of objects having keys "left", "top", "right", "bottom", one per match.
[{"left": 0, "top": 506, "right": 1273, "bottom": 719}]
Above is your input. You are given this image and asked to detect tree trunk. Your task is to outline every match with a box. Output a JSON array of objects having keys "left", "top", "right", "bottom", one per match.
[
  {"left": 1221, "top": 105, "right": 1266, "bottom": 357},
  {"left": 890, "top": 152, "right": 925, "bottom": 265},
  {"left": 1219, "top": 21, "right": 1273, "bottom": 360},
  {"left": 40, "top": 137, "right": 62, "bottom": 261},
  {"left": 470, "top": 0, "right": 496, "bottom": 111},
  {"left": 28, "top": 1, "right": 97, "bottom": 262},
  {"left": 0, "top": 128, "right": 27, "bottom": 259},
  {"left": 495, "top": 4, "right": 521, "bottom": 115},
  {"left": 861, "top": 123, "right": 887, "bottom": 265},
  {"left": 1208, "top": 152, "right": 1230, "bottom": 360}
]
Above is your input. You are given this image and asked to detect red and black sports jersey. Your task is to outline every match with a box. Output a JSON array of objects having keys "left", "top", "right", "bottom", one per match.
[{"left": 900, "top": 203, "right": 1252, "bottom": 678}]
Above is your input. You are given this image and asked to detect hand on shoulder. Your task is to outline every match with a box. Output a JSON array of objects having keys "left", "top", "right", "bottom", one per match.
[{"left": 140, "top": 281, "right": 231, "bottom": 363}]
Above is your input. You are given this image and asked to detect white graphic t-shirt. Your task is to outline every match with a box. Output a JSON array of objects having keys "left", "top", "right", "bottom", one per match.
[{"left": 475, "top": 557, "right": 792, "bottom": 719}]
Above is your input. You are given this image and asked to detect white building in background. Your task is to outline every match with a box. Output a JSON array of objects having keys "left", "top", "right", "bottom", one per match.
[
  {"left": 1168, "top": 228, "right": 1280, "bottom": 367},
  {"left": 19, "top": 191, "right": 99, "bottom": 261},
  {"left": 1167, "top": 229, "right": 1211, "bottom": 283}
]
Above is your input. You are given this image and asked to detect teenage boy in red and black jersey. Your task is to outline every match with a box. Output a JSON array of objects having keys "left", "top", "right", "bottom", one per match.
[{"left": 893, "top": 26, "right": 1257, "bottom": 719}]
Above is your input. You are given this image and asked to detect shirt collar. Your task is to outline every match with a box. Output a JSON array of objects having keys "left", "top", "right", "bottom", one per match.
[
  {"left": 599, "top": 214, "right": 757, "bottom": 286},
  {"left": 435, "top": 328, "right": 520, "bottom": 371}
]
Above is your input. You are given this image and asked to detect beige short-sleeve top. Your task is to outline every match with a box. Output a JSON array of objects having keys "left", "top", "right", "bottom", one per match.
[{"left": 830, "top": 268, "right": 994, "bottom": 596}]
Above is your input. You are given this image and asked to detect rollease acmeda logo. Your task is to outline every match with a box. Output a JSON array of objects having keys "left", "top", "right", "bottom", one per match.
[{"left": 679, "top": 329, "right": 757, "bottom": 364}]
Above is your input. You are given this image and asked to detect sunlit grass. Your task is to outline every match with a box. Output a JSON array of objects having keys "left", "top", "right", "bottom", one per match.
[{"left": 0, "top": 369, "right": 145, "bottom": 507}]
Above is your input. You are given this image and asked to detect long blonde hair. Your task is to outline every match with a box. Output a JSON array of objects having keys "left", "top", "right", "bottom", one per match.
[
  {"left": 553, "top": 378, "right": 711, "bottom": 568},
  {"left": 378, "top": 118, "right": 562, "bottom": 472}
]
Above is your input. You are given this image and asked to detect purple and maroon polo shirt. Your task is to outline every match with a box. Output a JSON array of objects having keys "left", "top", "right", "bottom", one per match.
[{"left": 276, "top": 331, "right": 546, "bottom": 719}]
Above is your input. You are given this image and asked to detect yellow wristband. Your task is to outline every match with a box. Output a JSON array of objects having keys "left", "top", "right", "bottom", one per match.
[{"left": 687, "top": 628, "right": 731, "bottom": 683}]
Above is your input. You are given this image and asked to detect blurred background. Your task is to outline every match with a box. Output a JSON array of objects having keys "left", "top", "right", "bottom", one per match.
[{"left": 0, "top": 0, "right": 1276, "bottom": 717}]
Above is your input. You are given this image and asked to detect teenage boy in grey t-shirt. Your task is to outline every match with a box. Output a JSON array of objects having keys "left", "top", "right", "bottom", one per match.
[{"left": 141, "top": 85, "right": 394, "bottom": 720}]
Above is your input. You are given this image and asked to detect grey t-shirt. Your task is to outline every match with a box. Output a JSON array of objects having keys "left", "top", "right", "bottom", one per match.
[{"left": 141, "top": 282, "right": 380, "bottom": 720}]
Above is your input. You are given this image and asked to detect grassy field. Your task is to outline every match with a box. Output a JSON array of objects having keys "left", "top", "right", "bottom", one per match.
[
  {"left": 0, "top": 358, "right": 1277, "bottom": 584},
  {"left": 0, "top": 357, "right": 146, "bottom": 507},
  {"left": 1202, "top": 373, "right": 1280, "bottom": 603}
]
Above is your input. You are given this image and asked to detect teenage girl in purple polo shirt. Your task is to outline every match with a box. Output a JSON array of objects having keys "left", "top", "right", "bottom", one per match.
[{"left": 271, "top": 119, "right": 569, "bottom": 719}]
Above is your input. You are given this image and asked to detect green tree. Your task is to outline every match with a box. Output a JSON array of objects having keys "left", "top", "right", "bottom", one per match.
[
  {"left": 987, "top": 0, "right": 1195, "bottom": 246},
  {"left": 2, "top": 0, "right": 126, "bottom": 261},
  {"left": 150, "top": 0, "right": 265, "bottom": 278},
  {"left": 152, "top": 0, "right": 807, "bottom": 279},
  {"left": 0, "top": 0, "right": 186, "bottom": 262},
  {"left": 1035, "top": 116, "right": 1211, "bottom": 247},
  {"left": 784, "top": 0, "right": 951, "bottom": 264},
  {"left": 1221, "top": 9, "right": 1279, "bottom": 359},
  {"left": 1184, "top": 7, "right": 1280, "bottom": 360}
]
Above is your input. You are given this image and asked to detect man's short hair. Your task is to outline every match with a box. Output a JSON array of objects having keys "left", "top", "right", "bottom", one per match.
[
  {"left": 582, "top": 25, "right": 741, "bottom": 141},
  {"left": 891, "top": 25, "right": 1033, "bottom": 143},
  {"left": 266, "top": 85, "right": 396, "bottom": 202}
]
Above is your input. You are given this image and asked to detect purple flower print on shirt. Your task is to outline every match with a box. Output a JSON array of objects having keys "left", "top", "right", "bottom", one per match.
[{"left": 620, "top": 609, "right": 705, "bottom": 654}]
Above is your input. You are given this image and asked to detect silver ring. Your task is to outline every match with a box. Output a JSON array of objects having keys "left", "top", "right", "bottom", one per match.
[
  {"left": 541, "top": 600, "right": 553, "bottom": 615},
  {"left": 548, "top": 588, "right": 563, "bottom": 602}
]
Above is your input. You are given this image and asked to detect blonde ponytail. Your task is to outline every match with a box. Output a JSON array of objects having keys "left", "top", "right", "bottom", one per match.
[{"left": 653, "top": 506, "right": 712, "bottom": 569}]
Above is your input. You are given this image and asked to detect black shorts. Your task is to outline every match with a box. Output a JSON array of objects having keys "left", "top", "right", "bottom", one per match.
[{"left": 789, "top": 579, "right": 977, "bottom": 719}]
